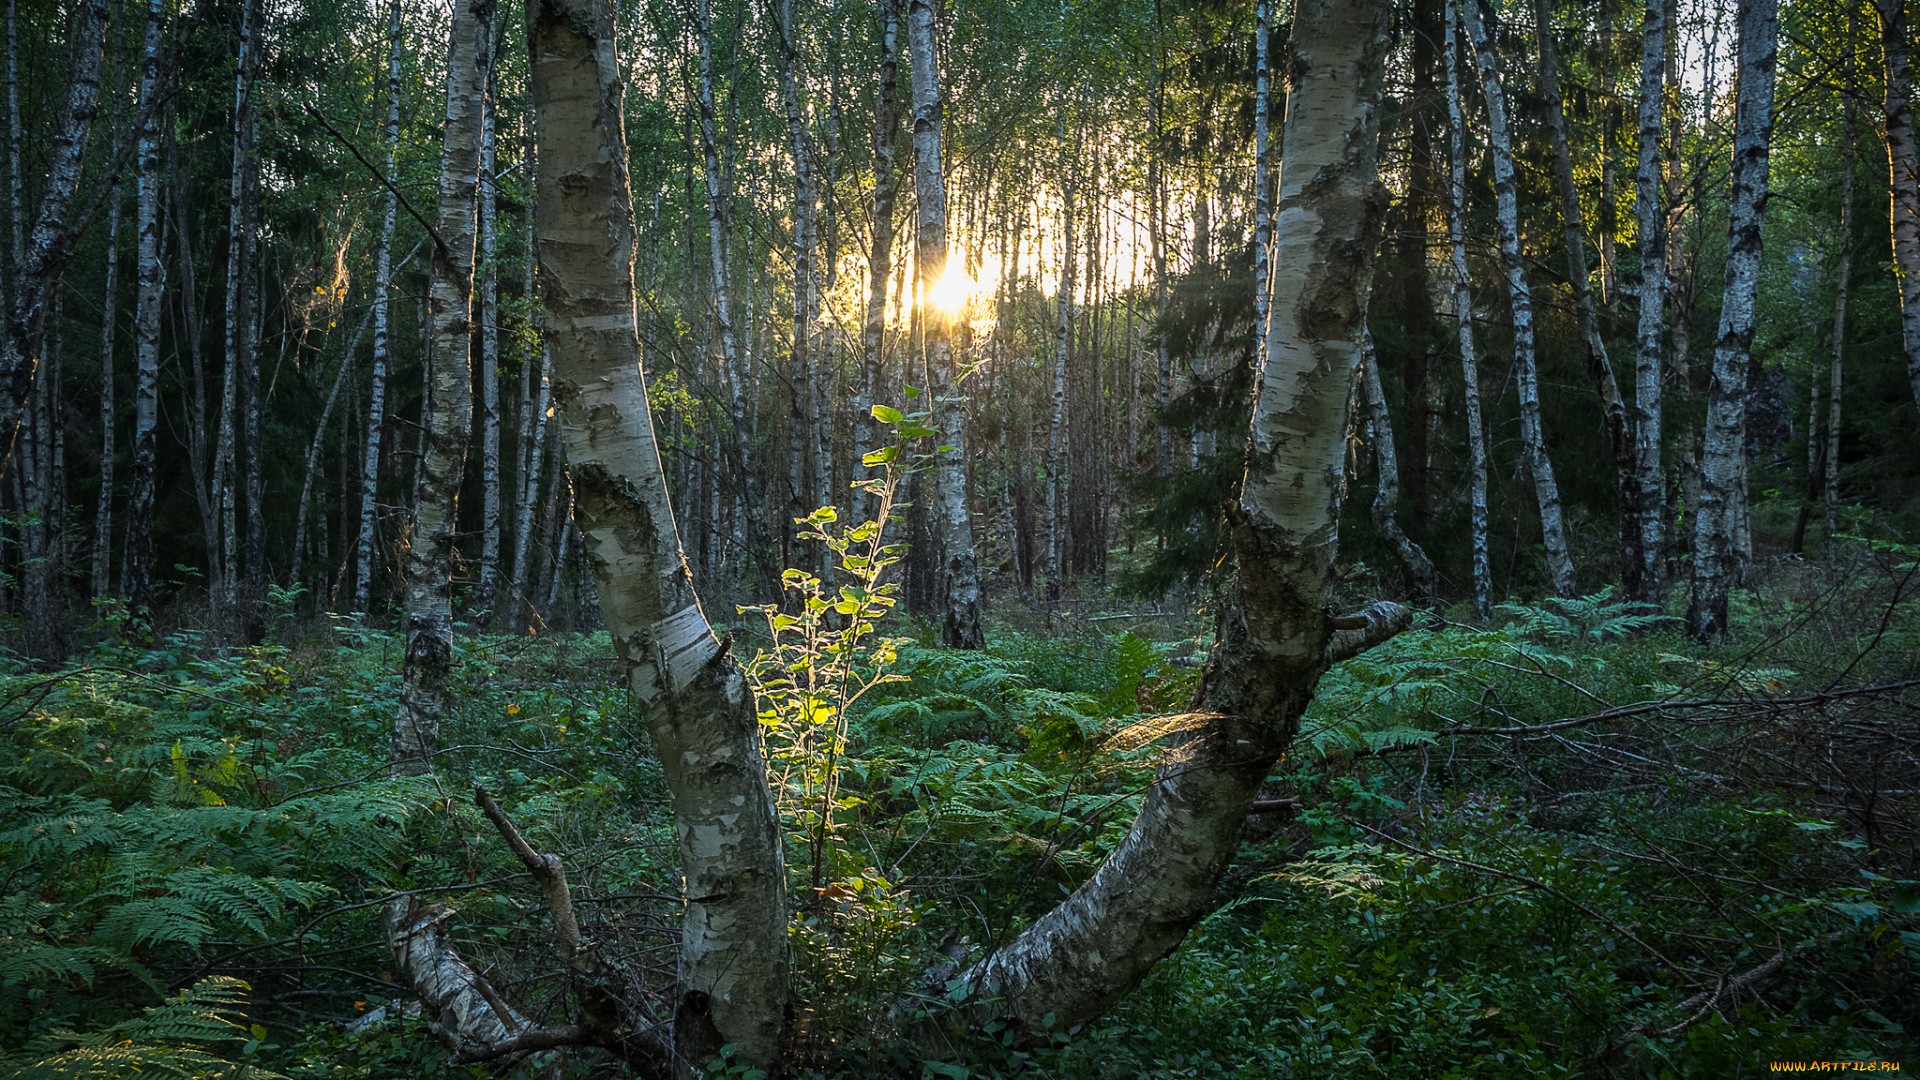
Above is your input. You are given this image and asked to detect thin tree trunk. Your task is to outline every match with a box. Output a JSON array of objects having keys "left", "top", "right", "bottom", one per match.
[
  {"left": 1047, "top": 114, "right": 1075, "bottom": 604},
  {"left": 0, "top": 0, "right": 107, "bottom": 456},
  {"left": 1687, "top": 0, "right": 1778, "bottom": 641},
  {"left": 859, "top": 0, "right": 902, "bottom": 526},
  {"left": 1627, "top": 0, "right": 1668, "bottom": 605},
  {"left": 391, "top": 0, "right": 485, "bottom": 777},
  {"left": 907, "top": 0, "right": 982, "bottom": 648},
  {"left": 92, "top": 182, "right": 119, "bottom": 598},
  {"left": 296, "top": 310, "right": 372, "bottom": 581},
  {"left": 1462, "top": 0, "right": 1577, "bottom": 598},
  {"left": 1150, "top": 20, "right": 1170, "bottom": 480},
  {"left": 1363, "top": 333, "right": 1436, "bottom": 603},
  {"left": 215, "top": 0, "right": 256, "bottom": 632},
  {"left": 778, "top": 0, "right": 816, "bottom": 555},
  {"left": 1253, "top": 0, "right": 1272, "bottom": 370},
  {"left": 1825, "top": 98, "right": 1855, "bottom": 562},
  {"left": 508, "top": 345, "right": 550, "bottom": 630},
  {"left": 475, "top": 58, "right": 501, "bottom": 621},
  {"left": 357, "top": 0, "right": 402, "bottom": 616},
  {"left": 122, "top": 0, "right": 163, "bottom": 631},
  {"left": 530, "top": 0, "right": 787, "bottom": 1067},
  {"left": 952, "top": 0, "right": 1401, "bottom": 1033},
  {"left": 1533, "top": 0, "right": 1632, "bottom": 594},
  {"left": 1445, "top": 0, "right": 1491, "bottom": 618},
  {"left": 1875, "top": 0, "right": 1920, "bottom": 411}
]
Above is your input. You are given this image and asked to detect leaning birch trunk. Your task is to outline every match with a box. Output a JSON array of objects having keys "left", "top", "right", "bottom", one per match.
[
  {"left": 529, "top": 0, "right": 788, "bottom": 1068},
  {"left": 123, "top": 0, "right": 163, "bottom": 630},
  {"left": 949, "top": 0, "right": 1402, "bottom": 1033},
  {"left": 859, "top": 0, "right": 903, "bottom": 526},
  {"left": 356, "top": 0, "right": 402, "bottom": 616},
  {"left": 907, "top": 0, "right": 983, "bottom": 648},
  {"left": 1687, "top": 0, "right": 1778, "bottom": 641},
  {"left": 1627, "top": 0, "right": 1668, "bottom": 605},
  {"left": 390, "top": 0, "right": 485, "bottom": 776},
  {"left": 1825, "top": 102, "right": 1854, "bottom": 562},
  {"left": 1462, "top": 0, "right": 1577, "bottom": 599},
  {"left": 0, "top": 0, "right": 105, "bottom": 454},
  {"left": 92, "top": 183, "right": 120, "bottom": 597},
  {"left": 475, "top": 68, "right": 502, "bottom": 621},
  {"left": 1445, "top": 0, "right": 1491, "bottom": 618},
  {"left": 1534, "top": 0, "right": 1634, "bottom": 592},
  {"left": 1875, "top": 0, "right": 1920, "bottom": 411},
  {"left": 1363, "top": 333, "right": 1436, "bottom": 604}
]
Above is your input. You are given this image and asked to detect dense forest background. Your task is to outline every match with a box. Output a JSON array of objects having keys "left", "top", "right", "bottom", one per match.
[{"left": 0, "top": 0, "right": 1917, "bottom": 1075}]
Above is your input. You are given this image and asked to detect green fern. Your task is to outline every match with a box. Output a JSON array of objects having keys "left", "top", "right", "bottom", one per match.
[{"left": 0, "top": 977, "right": 279, "bottom": 1080}]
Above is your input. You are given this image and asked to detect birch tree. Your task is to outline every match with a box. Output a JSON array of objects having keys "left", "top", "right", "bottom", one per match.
[
  {"left": 1364, "top": 333, "right": 1436, "bottom": 604},
  {"left": 1827, "top": 101, "right": 1855, "bottom": 562},
  {"left": 1446, "top": 0, "right": 1491, "bottom": 618},
  {"left": 529, "top": 0, "right": 787, "bottom": 1064},
  {"left": 1874, "top": 0, "right": 1920, "bottom": 411},
  {"left": 950, "top": 0, "right": 1405, "bottom": 1032},
  {"left": 858, "top": 0, "right": 902, "bottom": 526},
  {"left": 356, "top": 0, "right": 402, "bottom": 616},
  {"left": 390, "top": 0, "right": 486, "bottom": 776},
  {"left": 123, "top": 0, "right": 163, "bottom": 632},
  {"left": 474, "top": 55, "right": 502, "bottom": 620},
  {"left": 1461, "top": 0, "right": 1578, "bottom": 599},
  {"left": 1627, "top": 0, "right": 1667, "bottom": 605},
  {"left": 907, "top": 0, "right": 983, "bottom": 648},
  {"left": 1687, "top": 0, "right": 1778, "bottom": 641}
]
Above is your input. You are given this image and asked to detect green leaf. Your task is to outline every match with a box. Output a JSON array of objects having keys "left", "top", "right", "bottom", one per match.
[
  {"left": 863, "top": 445, "right": 900, "bottom": 466},
  {"left": 871, "top": 404, "right": 905, "bottom": 423},
  {"left": 899, "top": 424, "right": 937, "bottom": 439},
  {"left": 1891, "top": 883, "right": 1920, "bottom": 915}
]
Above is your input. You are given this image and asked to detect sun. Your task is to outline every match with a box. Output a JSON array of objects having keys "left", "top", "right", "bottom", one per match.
[{"left": 925, "top": 261, "right": 974, "bottom": 318}]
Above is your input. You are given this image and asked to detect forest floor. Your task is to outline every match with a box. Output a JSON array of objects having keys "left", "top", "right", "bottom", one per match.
[{"left": 1, "top": 550, "right": 1916, "bottom": 1079}]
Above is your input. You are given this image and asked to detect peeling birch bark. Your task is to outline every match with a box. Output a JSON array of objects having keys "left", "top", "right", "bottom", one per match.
[
  {"left": 392, "top": 0, "right": 486, "bottom": 776},
  {"left": 1688, "top": 0, "right": 1777, "bottom": 641},
  {"left": 530, "top": 0, "right": 788, "bottom": 1068},
  {"left": 1462, "top": 0, "right": 1578, "bottom": 599},
  {"left": 948, "top": 0, "right": 1394, "bottom": 1035}
]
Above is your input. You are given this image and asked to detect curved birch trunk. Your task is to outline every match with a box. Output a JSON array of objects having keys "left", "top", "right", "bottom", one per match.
[
  {"left": 1627, "top": 0, "right": 1668, "bottom": 605},
  {"left": 123, "top": 0, "right": 163, "bottom": 632},
  {"left": 1445, "top": 0, "right": 1491, "bottom": 618},
  {"left": 357, "top": 0, "right": 401, "bottom": 616},
  {"left": 1363, "top": 334, "right": 1436, "bottom": 604},
  {"left": 1461, "top": 0, "right": 1577, "bottom": 599},
  {"left": 1687, "top": 0, "right": 1777, "bottom": 640},
  {"left": 907, "top": 0, "right": 982, "bottom": 648},
  {"left": 1875, "top": 0, "right": 1920, "bottom": 411},
  {"left": 950, "top": 0, "right": 1397, "bottom": 1033},
  {"left": 529, "top": 0, "right": 788, "bottom": 1068},
  {"left": 391, "top": 0, "right": 486, "bottom": 777}
]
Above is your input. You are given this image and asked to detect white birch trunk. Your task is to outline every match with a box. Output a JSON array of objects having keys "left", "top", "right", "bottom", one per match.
[
  {"left": 123, "top": 0, "right": 163, "bottom": 629},
  {"left": 952, "top": 0, "right": 1399, "bottom": 1034},
  {"left": 391, "top": 0, "right": 485, "bottom": 776},
  {"left": 1046, "top": 133, "right": 1074, "bottom": 603},
  {"left": 778, "top": 0, "right": 817, "bottom": 545},
  {"left": 476, "top": 62, "right": 502, "bottom": 620},
  {"left": 1825, "top": 98, "right": 1855, "bottom": 562},
  {"left": 1462, "top": 0, "right": 1578, "bottom": 599},
  {"left": 1687, "top": 0, "right": 1778, "bottom": 640},
  {"left": 92, "top": 183, "right": 119, "bottom": 597},
  {"left": 1253, "top": 0, "right": 1272, "bottom": 369},
  {"left": 1628, "top": 0, "right": 1668, "bottom": 605},
  {"left": 356, "top": 0, "right": 402, "bottom": 616},
  {"left": 1875, "top": 0, "right": 1920, "bottom": 411},
  {"left": 529, "top": 0, "right": 788, "bottom": 1066},
  {"left": 907, "top": 0, "right": 982, "bottom": 647},
  {"left": 1363, "top": 333, "right": 1436, "bottom": 603},
  {"left": 1446, "top": 0, "right": 1490, "bottom": 618},
  {"left": 858, "top": 0, "right": 903, "bottom": 527}
]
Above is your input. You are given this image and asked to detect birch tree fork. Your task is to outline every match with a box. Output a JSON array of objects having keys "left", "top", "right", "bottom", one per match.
[
  {"left": 908, "top": 0, "right": 983, "bottom": 649},
  {"left": 1688, "top": 0, "right": 1778, "bottom": 641},
  {"left": 952, "top": 0, "right": 1404, "bottom": 1033},
  {"left": 529, "top": 0, "right": 788, "bottom": 1068},
  {"left": 390, "top": 0, "right": 487, "bottom": 777}
]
